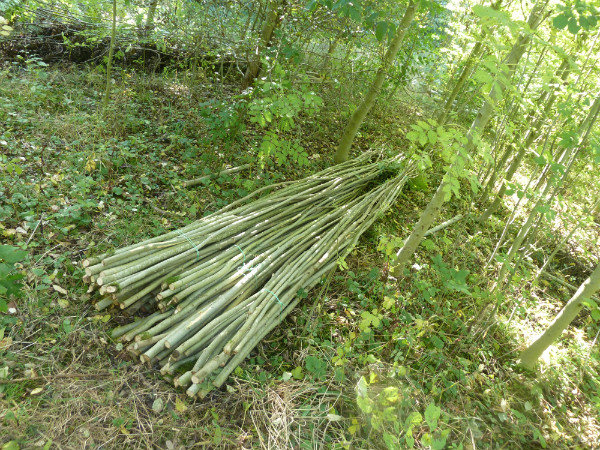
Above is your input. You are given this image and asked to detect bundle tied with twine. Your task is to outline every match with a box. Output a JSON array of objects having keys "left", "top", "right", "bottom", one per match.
[{"left": 83, "top": 152, "right": 414, "bottom": 398}]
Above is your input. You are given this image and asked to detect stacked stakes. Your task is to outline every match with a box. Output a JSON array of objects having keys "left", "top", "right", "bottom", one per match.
[{"left": 83, "top": 152, "right": 414, "bottom": 398}]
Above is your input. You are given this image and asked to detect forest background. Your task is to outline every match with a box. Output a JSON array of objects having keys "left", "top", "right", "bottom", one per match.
[{"left": 0, "top": 0, "right": 599, "bottom": 449}]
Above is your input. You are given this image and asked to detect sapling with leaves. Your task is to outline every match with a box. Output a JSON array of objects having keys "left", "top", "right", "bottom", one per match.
[
  {"left": 333, "top": 0, "right": 418, "bottom": 164},
  {"left": 436, "top": 0, "right": 505, "bottom": 126},
  {"left": 391, "top": 0, "right": 550, "bottom": 278},
  {"left": 494, "top": 94, "right": 600, "bottom": 289},
  {"left": 478, "top": 57, "right": 572, "bottom": 221}
]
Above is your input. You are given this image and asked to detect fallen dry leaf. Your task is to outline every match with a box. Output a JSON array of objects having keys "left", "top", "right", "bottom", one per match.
[
  {"left": 0, "top": 337, "right": 12, "bottom": 351},
  {"left": 52, "top": 284, "right": 68, "bottom": 295}
]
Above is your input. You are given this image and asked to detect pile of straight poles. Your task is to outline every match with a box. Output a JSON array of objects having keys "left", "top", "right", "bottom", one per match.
[{"left": 83, "top": 152, "right": 413, "bottom": 397}]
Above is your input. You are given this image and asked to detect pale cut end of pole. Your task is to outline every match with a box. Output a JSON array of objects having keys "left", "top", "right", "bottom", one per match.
[
  {"left": 176, "top": 371, "right": 193, "bottom": 388},
  {"left": 186, "top": 383, "right": 200, "bottom": 398},
  {"left": 160, "top": 363, "right": 171, "bottom": 376}
]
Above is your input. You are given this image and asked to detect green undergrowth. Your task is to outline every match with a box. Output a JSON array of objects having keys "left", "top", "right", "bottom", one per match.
[{"left": 1, "top": 62, "right": 599, "bottom": 450}]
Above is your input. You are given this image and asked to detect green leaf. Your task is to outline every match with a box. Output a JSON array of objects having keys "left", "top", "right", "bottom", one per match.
[
  {"left": 305, "top": 355, "right": 327, "bottom": 380},
  {"left": 383, "top": 432, "right": 399, "bottom": 450},
  {"left": 429, "top": 335, "right": 445, "bottom": 349},
  {"left": 567, "top": 16, "right": 581, "bottom": 34},
  {"left": 375, "top": 22, "right": 388, "bottom": 42},
  {"left": 356, "top": 394, "right": 373, "bottom": 413},
  {"left": 552, "top": 13, "right": 569, "bottom": 29},
  {"left": 2, "top": 441, "right": 20, "bottom": 450},
  {"left": 357, "top": 375, "right": 368, "bottom": 398},
  {"left": 291, "top": 366, "right": 304, "bottom": 379},
  {"left": 0, "top": 245, "right": 27, "bottom": 264},
  {"left": 417, "top": 120, "right": 431, "bottom": 130},
  {"left": 473, "top": 4, "right": 509, "bottom": 20},
  {"left": 424, "top": 403, "right": 441, "bottom": 431},
  {"left": 62, "top": 319, "right": 72, "bottom": 334},
  {"left": 427, "top": 130, "right": 437, "bottom": 145},
  {"left": 406, "top": 131, "right": 419, "bottom": 142}
]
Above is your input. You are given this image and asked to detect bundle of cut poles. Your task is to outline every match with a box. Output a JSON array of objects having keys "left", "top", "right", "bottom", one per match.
[{"left": 83, "top": 152, "right": 413, "bottom": 397}]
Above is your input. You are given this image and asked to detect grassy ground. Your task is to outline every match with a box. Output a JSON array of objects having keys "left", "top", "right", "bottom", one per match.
[{"left": 1, "top": 61, "right": 599, "bottom": 450}]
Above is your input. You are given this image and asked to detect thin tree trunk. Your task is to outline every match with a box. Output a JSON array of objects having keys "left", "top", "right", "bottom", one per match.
[
  {"left": 478, "top": 58, "right": 571, "bottom": 222},
  {"left": 103, "top": 0, "right": 117, "bottom": 110},
  {"left": 391, "top": 0, "right": 548, "bottom": 277},
  {"left": 145, "top": 0, "right": 159, "bottom": 33},
  {"left": 465, "top": 0, "right": 548, "bottom": 149},
  {"left": 321, "top": 35, "right": 340, "bottom": 75},
  {"left": 333, "top": 0, "right": 417, "bottom": 164},
  {"left": 242, "top": 0, "right": 281, "bottom": 88},
  {"left": 526, "top": 99, "right": 600, "bottom": 244},
  {"left": 479, "top": 142, "right": 513, "bottom": 200},
  {"left": 519, "top": 262, "right": 600, "bottom": 369},
  {"left": 478, "top": 44, "right": 545, "bottom": 193},
  {"left": 495, "top": 96, "right": 600, "bottom": 287},
  {"left": 436, "top": 41, "right": 484, "bottom": 125},
  {"left": 437, "top": 0, "right": 505, "bottom": 126},
  {"left": 392, "top": 169, "right": 450, "bottom": 277}
]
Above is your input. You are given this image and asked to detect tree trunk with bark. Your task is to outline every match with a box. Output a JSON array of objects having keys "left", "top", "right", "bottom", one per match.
[
  {"left": 479, "top": 59, "right": 572, "bottom": 222},
  {"left": 333, "top": 0, "right": 417, "bottom": 164},
  {"left": 242, "top": 0, "right": 281, "bottom": 89},
  {"left": 145, "top": 0, "right": 160, "bottom": 34},
  {"left": 519, "top": 262, "right": 600, "bottom": 369},
  {"left": 391, "top": 0, "right": 549, "bottom": 277}
]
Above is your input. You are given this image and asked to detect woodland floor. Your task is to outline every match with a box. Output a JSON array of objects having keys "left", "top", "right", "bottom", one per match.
[{"left": 1, "top": 62, "right": 599, "bottom": 450}]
